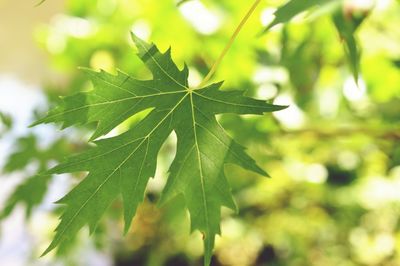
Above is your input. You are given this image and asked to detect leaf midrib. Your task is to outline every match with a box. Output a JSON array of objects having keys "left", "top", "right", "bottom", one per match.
[
  {"left": 42, "top": 90, "right": 184, "bottom": 122},
  {"left": 194, "top": 91, "right": 277, "bottom": 111},
  {"left": 189, "top": 92, "right": 210, "bottom": 235}
]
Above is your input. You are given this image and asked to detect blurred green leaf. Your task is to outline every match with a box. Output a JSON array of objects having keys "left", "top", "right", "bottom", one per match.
[
  {"left": 0, "top": 174, "right": 50, "bottom": 219},
  {"left": 262, "top": 0, "right": 336, "bottom": 33},
  {"left": 0, "top": 112, "right": 12, "bottom": 137},
  {"left": 3, "top": 135, "right": 38, "bottom": 173},
  {"left": 1, "top": 135, "right": 77, "bottom": 220},
  {"left": 332, "top": 7, "right": 363, "bottom": 82},
  {"left": 3, "top": 135, "right": 72, "bottom": 173}
]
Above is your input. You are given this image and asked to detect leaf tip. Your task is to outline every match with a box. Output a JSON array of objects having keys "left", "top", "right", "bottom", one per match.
[
  {"left": 130, "top": 32, "right": 143, "bottom": 46},
  {"left": 274, "top": 104, "right": 289, "bottom": 111},
  {"left": 28, "top": 120, "right": 41, "bottom": 128},
  {"left": 88, "top": 134, "right": 98, "bottom": 142},
  {"left": 259, "top": 168, "right": 270, "bottom": 178},
  {"left": 257, "top": 26, "right": 270, "bottom": 37},
  {"left": 203, "top": 234, "right": 214, "bottom": 266},
  {"left": 40, "top": 244, "right": 54, "bottom": 258},
  {"left": 129, "top": 31, "right": 137, "bottom": 40},
  {"left": 78, "top": 66, "right": 94, "bottom": 73},
  {"left": 130, "top": 32, "right": 152, "bottom": 56},
  {"left": 123, "top": 222, "right": 132, "bottom": 236}
]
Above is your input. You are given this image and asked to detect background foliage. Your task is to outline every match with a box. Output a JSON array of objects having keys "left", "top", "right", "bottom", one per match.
[{"left": 1, "top": 0, "right": 400, "bottom": 265}]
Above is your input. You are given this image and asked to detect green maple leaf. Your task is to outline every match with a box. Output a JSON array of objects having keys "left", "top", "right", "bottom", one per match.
[{"left": 33, "top": 33, "right": 286, "bottom": 265}]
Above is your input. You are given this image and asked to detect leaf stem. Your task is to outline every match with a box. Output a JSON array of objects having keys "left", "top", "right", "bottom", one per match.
[{"left": 197, "top": 0, "right": 262, "bottom": 88}]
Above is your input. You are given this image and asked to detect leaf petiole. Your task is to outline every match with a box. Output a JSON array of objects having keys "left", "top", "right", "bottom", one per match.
[{"left": 197, "top": 0, "right": 262, "bottom": 89}]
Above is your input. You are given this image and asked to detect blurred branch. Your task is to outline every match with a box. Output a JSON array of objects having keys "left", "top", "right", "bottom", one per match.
[
  {"left": 277, "top": 127, "right": 400, "bottom": 140},
  {"left": 35, "top": 0, "right": 46, "bottom": 7}
]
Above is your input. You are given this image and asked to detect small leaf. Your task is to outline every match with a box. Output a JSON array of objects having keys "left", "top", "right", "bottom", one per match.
[{"left": 0, "top": 112, "right": 12, "bottom": 131}]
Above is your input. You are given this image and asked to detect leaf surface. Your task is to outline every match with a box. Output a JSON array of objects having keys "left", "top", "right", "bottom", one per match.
[{"left": 35, "top": 34, "right": 286, "bottom": 265}]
